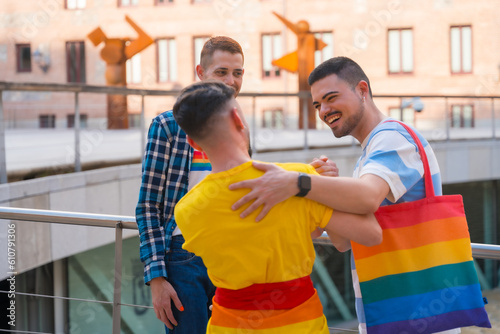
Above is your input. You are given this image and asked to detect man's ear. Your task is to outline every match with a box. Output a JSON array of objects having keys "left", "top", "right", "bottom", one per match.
[
  {"left": 230, "top": 108, "right": 245, "bottom": 130},
  {"left": 357, "top": 80, "right": 369, "bottom": 98},
  {"left": 195, "top": 64, "right": 204, "bottom": 81},
  {"left": 187, "top": 135, "right": 204, "bottom": 152}
]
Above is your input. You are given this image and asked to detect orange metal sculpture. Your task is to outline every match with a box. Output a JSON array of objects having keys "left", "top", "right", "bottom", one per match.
[
  {"left": 271, "top": 12, "right": 327, "bottom": 129},
  {"left": 88, "top": 16, "right": 153, "bottom": 129}
]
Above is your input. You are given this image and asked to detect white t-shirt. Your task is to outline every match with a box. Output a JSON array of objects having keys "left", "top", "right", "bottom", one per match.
[
  {"left": 351, "top": 119, "right": 460, "bottom": 334},
  {"left": 172, "top": 150, "right": 211, "bottom": 236}
]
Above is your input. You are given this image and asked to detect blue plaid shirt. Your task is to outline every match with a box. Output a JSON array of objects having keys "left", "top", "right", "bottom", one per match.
[{"left": 136, "top": 111, "right": 193, "bottom": 284}]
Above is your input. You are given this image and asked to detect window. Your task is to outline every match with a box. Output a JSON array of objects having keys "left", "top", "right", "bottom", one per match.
[
  {"left": 450, "top": 26, "right": 472, "bottom": 74},
  {"left": 128, "top": 114, "right": 141, "bottom": 128},
  {"left": 262, "top": 109, "right": 284, "bottom": 129},
  {"left": 157, "top": 38, "right": 177, "bottom": 82},
  {"left": 262, "top": 33, "right": 282, "bottom": 78},
  {"left": 193, "top": 36, "right": 210, "bottom": 79},
  {"left": 16, "top": 44, "right": 31, "bottom": 72},
  {"left": 67, "top": 114, "right": 88, "bottom": 128},
  {"left": 389, "top": 107, "right": 415, "bottom": 127},
  {"left": 66, "top": 0, "right": 86, "bottom": 9},
  {"left": 314, "top": 32, "right": 333, "bottom": 66},
  {"left": 156, "top": 0, "right": 173, "bottom": 4},
  {"left": 451, "top": 105, "right": 474, "bottom": 128},
  {"left": 192, "top": 0, "right": 211, "bottom": 3},
  {"left": 40, "top": 115, "right": 56, "bottom": 128},
  {"left": 66, "top": 41, "right": 86, "bottom": 83},
  {"left": 119, "top": 0, "right": 138, "bottom": 6},
  {"left": 126, "top": 54, "right": 142, "bottom": 84},
  {"left": 388, "top": 28, "right": 413, "bottom": 74}
]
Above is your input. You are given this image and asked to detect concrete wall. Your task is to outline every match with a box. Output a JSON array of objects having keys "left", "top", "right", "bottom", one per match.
[{"left": 0, "top": 164, "right": 141, "bottom": 281}]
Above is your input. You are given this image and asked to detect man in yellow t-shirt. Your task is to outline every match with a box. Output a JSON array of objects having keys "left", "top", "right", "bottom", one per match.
[{"left": 172, "top": 81, "right": 382, "bottom": 333}]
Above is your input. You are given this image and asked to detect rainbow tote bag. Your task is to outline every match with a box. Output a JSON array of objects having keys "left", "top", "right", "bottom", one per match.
[{"left": 351, "top": 121, "right": 491, "bottom": 334}]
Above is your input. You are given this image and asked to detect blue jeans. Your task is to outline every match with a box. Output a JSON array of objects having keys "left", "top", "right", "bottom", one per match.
[{"left": 165, "top": 235, "right": 215, "bottom": 334}]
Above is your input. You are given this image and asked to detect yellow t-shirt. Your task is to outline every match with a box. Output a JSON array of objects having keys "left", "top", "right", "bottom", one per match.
[{"left": 174, "top": 160, "right": 333, "bottom": 290}]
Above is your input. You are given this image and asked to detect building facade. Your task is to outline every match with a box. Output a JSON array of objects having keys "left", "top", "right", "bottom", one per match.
[{"left": 1, "top": 0, "right": 499, "bottom": 130}]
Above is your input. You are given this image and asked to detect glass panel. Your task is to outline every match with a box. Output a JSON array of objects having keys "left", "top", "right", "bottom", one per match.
[
  {"left": 463, "top": 105, "right": 473, "bottom": 127},
  {"left": 461, "top": 27, "right": 472, "bottom": 73},
  {"left": 450, "top": 27, "right": 461, "bottom": 73},
  {"left": 77, "top": 0, "right": 86, "bottom": 8},
  {"left": 158, "top": 39, "right": 168, "bottom": 82},
  {"left": 262, "top": 35, "right": 272, "bottom": 73},
  {"left": 451, "top": 106, "right": 462, "bottom": 127},
  {"left": 68, "top": 237, "right": 163, "bottom": 333},
  {"left": 388, "top": 30, "right": 401, "bottom": 73},
  {"left": 68, "top": 43, "right": 77, "bottom": 82},
  {"left": 402, "top": 108, "right": 415, "bottom": 126},
  {"left": 389, "top": 107, "right": 401, "bottom": 120},
  {"left": 169, "top": 39, "right": 177, "bottom": 81},
  {"left": 193, "top": 37, "right": 208, "bottom": 78},
  {"left": 79, "top": 41, "right": 86, "bottom": 83},
  {"left": 273, "top": 34, "right": 281, "bottom": 76},
  {"left": 121, "top": 0, "right": 130, "bottom": 6},
  {"left": 67, "top": 0, "right": 77, "bottom": 9},
  {"left": 20, "top": 45, "right": 31, "bottom": 71},
  {"left": 314, "top": 32, "right": 334, "bottom": 67},
  {"left": 401, "top": 29, "right": 413, "bottom": 72},
  {"left": 132, "top": 53, "right": 141, "bottom": 83},
  {"left": 274, "top": 110, "right": 284, "bottom": 129},
  {"left": 273, "top": 34, "right": 282, "bottom": 59},
  {"left": 263, "top": 110, "right": 273, "bottom": 128}
]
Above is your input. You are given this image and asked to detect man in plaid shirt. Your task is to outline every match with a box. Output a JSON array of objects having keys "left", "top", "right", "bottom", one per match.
[{"left": 136, "top": 36, "right": 245, "bottom": 333}]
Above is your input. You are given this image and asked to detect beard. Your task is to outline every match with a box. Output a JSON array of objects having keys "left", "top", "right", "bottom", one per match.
[{"left": 332, "top": 101, "right": 365, "bottom": 138}]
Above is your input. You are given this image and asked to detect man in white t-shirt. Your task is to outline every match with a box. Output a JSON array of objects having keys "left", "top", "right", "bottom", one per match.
[{"left": 228, "top": 57, "right": 460, "bottom": 334}]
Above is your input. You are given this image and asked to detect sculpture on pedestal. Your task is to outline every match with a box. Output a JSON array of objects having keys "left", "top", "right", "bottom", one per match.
[
  {"left": 271, "top": 12, "right": 327, "bottom": 129},
  {"left": 87, "top": 16, "right": 153, "bottom": 129}
]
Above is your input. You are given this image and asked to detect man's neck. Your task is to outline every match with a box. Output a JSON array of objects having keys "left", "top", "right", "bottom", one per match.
[{"left": 206, "top": 148, "right": 251, "bottom": 174}]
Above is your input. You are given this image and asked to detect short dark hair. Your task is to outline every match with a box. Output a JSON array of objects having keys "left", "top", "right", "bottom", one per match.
[
  {"left": 200, "top": 36, "right": 244, "bottom": 69},
  {"left": 173, "top": 80, "right": 235, "bottom": 141},
  {"left": 308, "top": 56, "right": 373, "bottom": 97}
]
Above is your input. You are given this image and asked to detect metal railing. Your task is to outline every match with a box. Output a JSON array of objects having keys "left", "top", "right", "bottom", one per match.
[
  {"left": 1, "top": 206, "right": 500, "bottom": 333},
  {"left": 1, "top": 81, "right": 499, "bottom": 184}
]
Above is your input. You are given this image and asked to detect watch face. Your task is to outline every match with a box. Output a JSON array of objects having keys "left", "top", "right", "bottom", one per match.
[
  {"left": 301, "top": 174, "right": 311, "bottom": 189},
  {"left": 297, "top": 173, "right": 311, "bottom": 197}
]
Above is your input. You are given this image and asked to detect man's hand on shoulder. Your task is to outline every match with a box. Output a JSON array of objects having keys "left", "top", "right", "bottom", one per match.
[
  {"left": 229, "top": 161, "right": 299, "bottom": 222},
  {"left": 150, "top": 277, "right": 184, "bottom": 330}
]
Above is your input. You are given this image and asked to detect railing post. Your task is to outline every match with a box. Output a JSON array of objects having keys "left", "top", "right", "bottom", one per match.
[
  {"left": 0, "top": 90, "right": 7, "bottom": 184},
  {"left": 74, "top": 92, "right": 81, "bottom": 172},
  {"left": 251, "top": 96, "right": 256, "bottom": 152},
  {"left": 140, "top": 94, "right": 146, "bottom": 154},
  {"left": 302, "top": 96, "right": 308, "bottom": 150},
  {"left": 492, "top": 98, "right": 496, "bottom": 140},
  {"left": 112, "top": 221, "right": 123, "bottom": 334},
  {"left": 445, "top": 97, "right": 450, "bottom": 141}
]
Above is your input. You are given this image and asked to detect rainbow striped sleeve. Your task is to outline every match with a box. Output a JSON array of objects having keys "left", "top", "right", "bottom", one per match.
[{"left": 352, "top": 196, "right": 491, "bottom": 334}]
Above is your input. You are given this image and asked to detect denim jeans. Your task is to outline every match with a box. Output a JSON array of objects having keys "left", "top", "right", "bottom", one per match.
[{"left": 165, "top": 235, "right": 215, "bottom": 334}]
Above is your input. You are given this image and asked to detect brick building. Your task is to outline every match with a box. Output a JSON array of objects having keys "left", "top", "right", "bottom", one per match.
[{"left": 0, "top": 0, "right": 499, "bottom": 130}]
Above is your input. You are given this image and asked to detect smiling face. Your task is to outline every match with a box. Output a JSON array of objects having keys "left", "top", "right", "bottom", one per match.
[
  {"left": 311, "top": 74, "right": 366, "bottom": 140},
  {"left": 198, "top": 50, "right": 244, "bottom": 97}
]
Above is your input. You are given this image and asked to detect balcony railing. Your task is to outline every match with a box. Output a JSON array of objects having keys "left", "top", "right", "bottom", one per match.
[
  {"left": 0, "top": 81, "right": 499, "bottom": 184},
  {"left": 1, "top": 206, "right": 500, "bottom": 334}
]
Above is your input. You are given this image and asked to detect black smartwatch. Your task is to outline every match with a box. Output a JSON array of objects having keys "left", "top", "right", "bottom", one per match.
[{"left": 295, "top": 173, "right": 311, "bottom": 197}]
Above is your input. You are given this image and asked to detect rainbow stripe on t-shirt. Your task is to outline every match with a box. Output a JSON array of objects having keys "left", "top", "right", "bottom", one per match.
[{"left": 191, "top": 150, "right": 211, "bottom": 171}]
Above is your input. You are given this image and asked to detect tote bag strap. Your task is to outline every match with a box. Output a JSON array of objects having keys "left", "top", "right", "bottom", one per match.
[{"left": 383, "top": 120, "right": 435, "bottom": 199}]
